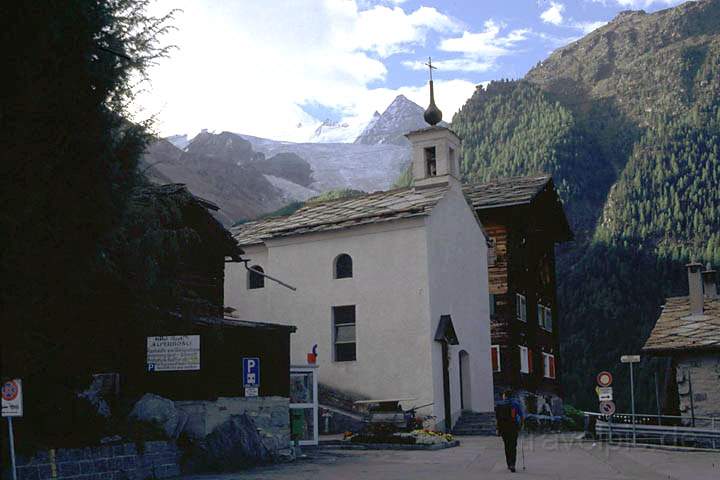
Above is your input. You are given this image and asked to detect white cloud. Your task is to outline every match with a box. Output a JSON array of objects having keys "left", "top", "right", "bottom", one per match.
[
  {"left": 402, "top": 58, "right": 494, "bottom": 73},
  {"left": 540, "top": 2, "right": 565, "bottom": 25},
  {"left": 431, "top": 20, "right": 531, "bottom": 73},
  {"left": 332, "top": 4, "right": 461, "bottom": 57},
  {"left": 572, "top": 20, "right": 608, "bottom": 33},
  {"left": 132, "top": 0, "right": 466, "bottom": 140}
]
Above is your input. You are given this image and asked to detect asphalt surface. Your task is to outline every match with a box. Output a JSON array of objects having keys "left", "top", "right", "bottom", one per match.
[{"left": 183, "top": 433, "right": 720, "bottom": 479}]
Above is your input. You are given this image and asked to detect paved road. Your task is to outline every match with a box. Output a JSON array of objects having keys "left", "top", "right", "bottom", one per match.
[{"left": 184, "top": 434, "right": 720, "bottom": 480}]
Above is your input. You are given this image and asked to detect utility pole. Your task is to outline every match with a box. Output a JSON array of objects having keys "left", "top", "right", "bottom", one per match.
[
  {"left": 688, "top": 369, "right": 696, "bottom": 427},
  {"left": 654, "top": 371, "right": 662, "bottom": 425}
]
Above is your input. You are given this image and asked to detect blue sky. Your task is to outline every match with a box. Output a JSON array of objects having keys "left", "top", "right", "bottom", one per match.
[{"left": 137, "top": 0, "right": 688, "bottom": 141}]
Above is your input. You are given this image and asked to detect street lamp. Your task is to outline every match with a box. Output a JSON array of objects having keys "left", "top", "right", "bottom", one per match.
[{"left": 620, "top": 355, "right": 640, "bottom": 444}]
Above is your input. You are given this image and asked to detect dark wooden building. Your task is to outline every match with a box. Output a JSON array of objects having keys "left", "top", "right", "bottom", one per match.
[
  {"left": 120, "top": 184, "right": 296, "bottom": 400},
  {"left": 463, "top": 176, "right": 572, "bottom": 415}
]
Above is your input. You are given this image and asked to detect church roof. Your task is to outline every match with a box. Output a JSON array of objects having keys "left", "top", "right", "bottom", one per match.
[
  {"left": 462, "top": 175, "right": 551, "bottom": 210},
  {"left": 231, "top": 184, "right": 449, "bottom": 246},
  {"left": 643, "top": 296, "right": 720, "bottom": 354},
  {"left": 232, "top": 174, "right": 569, "bottom": 247}
]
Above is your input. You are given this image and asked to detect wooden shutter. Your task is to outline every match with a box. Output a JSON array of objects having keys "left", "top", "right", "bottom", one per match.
[
  {"left": 549, "top": 355, "right": 556, "bottom": 379},
  {"left": 491, "top": 346, "right": 499, "bottom": 372}
]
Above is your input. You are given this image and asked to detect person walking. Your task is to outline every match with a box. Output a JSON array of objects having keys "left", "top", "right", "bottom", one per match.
[{"left": 495, "top": 389, "right": 524, "bottom": 473}]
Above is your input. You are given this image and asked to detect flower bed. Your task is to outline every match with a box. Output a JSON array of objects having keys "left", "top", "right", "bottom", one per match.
[{"left": 344, "top": 429, "right": 455, "bottom": 446}]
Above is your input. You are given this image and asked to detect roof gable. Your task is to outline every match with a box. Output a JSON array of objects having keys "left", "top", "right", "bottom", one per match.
[
  {"left": 643, "top": 297, "right": 720, "bottom": 353},
  {"left": 462, "top": 175, "right": 551, "bottom": 210}
]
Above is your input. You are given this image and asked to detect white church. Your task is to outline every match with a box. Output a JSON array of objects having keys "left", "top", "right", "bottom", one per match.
[{"left": 225, "top": 83, "right": 495, "bottom": 431}]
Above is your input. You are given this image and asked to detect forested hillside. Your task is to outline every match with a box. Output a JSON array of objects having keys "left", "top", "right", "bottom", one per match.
[{"left": 451, "top": 0, "right": 720, "bottom": 411}]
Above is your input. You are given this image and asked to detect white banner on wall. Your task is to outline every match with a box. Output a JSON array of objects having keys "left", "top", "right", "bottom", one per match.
[{"left": 147, "top": 335, "right": 200, "bottom": 372}]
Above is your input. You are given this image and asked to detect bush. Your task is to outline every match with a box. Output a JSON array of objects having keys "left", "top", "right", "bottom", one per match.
[{"left": 563, "top": 404, "right": 585, "bottom": 431}]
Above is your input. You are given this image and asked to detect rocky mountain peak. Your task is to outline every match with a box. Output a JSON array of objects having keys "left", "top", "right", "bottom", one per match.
[{"left": 354, "top": 95, "right": 430, "bottom": 146}]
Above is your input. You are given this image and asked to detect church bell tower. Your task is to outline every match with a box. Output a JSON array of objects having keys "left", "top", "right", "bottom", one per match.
[{"left": 405, "top": 57, "right": 461, "bottom": 189}]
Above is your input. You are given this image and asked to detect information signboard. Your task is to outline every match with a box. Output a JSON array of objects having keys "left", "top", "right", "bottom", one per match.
[{"left": 146, "top": 335, "right": 200, "bottom": 372}]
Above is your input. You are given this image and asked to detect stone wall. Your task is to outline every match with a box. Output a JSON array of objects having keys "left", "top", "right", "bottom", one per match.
[
  {"left": 13, "top": 441, "right": 180, "bottom": 480},
  {"left": 176, "top": 396, "right": 290, "bottom": 453},
  {"left": 677, "top": 353, "right": 720, "bottom": 423}
]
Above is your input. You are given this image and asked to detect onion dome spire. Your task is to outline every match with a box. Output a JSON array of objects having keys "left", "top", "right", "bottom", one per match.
[{"left": 423, "top": 57, "right": 442, "bottom": 126}]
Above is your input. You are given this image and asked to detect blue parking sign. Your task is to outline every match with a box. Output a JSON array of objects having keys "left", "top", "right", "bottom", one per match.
[{"left": 242, "top": 357, "right": 260, "bottom": 387}]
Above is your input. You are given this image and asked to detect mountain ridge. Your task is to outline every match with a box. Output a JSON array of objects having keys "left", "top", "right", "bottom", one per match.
[{"left": 452, "top": 0, "right": 720, "bottom": 411}]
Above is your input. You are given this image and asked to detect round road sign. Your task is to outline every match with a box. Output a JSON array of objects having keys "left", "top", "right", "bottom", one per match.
[
  {"left": 599, "top": 400, "right": 616, "bottom": 416},
  {"left": 596, "top": 371, "right": 613, "bottom": 387},
  {"left": 1, "top": 380, "right": 19, "bottom": 401}
]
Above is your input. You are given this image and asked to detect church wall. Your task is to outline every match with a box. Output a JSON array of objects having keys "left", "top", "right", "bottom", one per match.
[
  {"left": 225, "top": 244, "right": 270, "bottom": 321},
  {"left": 224, "top": 218, "right": 436, "bottom": 414},
  {"left": 425, "top": 182, "right": 495, "bottom": 429}
]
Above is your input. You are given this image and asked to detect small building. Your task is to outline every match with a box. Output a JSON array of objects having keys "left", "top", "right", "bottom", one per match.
[
  {"left": 121, "top": 184, "right": 297, "bottom": 453},
  {"left": 226, "top": 112, "right": 496, "bottom": 431},
  {"left": 463, "top": 176, "right": 572, "bottom": 415},
  {"left": 643, "top": 262, "right": 720, "bottom": 423}
]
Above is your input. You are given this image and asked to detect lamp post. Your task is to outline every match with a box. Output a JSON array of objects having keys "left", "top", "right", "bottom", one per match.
[{"left": 621, "top": 355, "right": 640, "bottom": 444}]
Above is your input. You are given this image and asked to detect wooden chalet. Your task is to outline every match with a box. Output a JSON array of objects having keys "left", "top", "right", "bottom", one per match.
[{"left": 463, "top": 175, "right": 572, "bottom": 414}]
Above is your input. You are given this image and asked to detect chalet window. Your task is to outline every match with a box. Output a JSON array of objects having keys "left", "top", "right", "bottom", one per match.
[
  {"left": 334, "top": 254, "right": 353, "bottom": 279},
  {"left": 544, "top": 306, "right": 552, "bottom": 331},
  {"left": 248, "top": 265, "right": 265, "bottom": 289},
  {"left": 519, "top": 346, "right": 532, "bottom": 374},
  {"left": 491, "top": 345, "right": 501, "bottom": 372},
  {"left": 543, "top": 353, "right": 556, "bottom": 379},
  {"left": 424, "top": 147, "right": 437, "bottom": 177},
  {"left": 489, "top": 294, "right": 496, "bottom": 317},
  {"left": 333, "top": 305, "right": 356, "bottom": 362},
  {"left": 516, "top": 293, "right": 527, "bottom": 322},
  {"left": 538, "top": 304, "right": 552, "bottom": 331}
]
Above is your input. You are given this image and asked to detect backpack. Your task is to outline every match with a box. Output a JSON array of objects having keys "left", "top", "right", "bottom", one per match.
[{"left": 495, "top": 401, "right": 519, "bottom": 432}]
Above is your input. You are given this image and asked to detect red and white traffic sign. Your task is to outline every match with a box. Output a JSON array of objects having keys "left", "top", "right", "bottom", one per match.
[
  {"left": 596, "top": 371, "right": 613, "bottom": 387},
  {"left": 599, "top": 400, "right": 616, "bottom": 416},
  {"left": 2, "top": 379, "right": 23, "bottom": 417}
]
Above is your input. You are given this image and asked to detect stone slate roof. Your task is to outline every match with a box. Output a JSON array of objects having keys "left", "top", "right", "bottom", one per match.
[
  {"left": 643, "top": 297, "right": 720, "bottom": 353},
  {"left": 462, "top": 175, "right": 551, "bottom": 210},
  {"left": 232, "top": 174, "right": 564, "bottom": 247},
  {"left": 232, "top": 184, "right": 449, "bottom": 246}
]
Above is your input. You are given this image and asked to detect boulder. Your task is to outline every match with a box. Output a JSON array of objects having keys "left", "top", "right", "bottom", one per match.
[
  {"left": 193, "top": 414, "right": 269, "bottom": 471},
  {"left": 130, "top": 393, "right": 187, "bottom": 439}
]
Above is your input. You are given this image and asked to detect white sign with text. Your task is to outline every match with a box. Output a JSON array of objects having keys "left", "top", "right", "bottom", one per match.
[{"left": 147, "top": 335, "right": 200, "bottom": 372}]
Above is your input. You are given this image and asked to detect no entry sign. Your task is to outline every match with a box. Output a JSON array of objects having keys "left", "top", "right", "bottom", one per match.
[{"left": 596, "top": 371, "right": 613, "bottom": 387}]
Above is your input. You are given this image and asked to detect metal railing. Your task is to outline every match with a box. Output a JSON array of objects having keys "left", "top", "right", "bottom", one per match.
[{"left": 583, "top": 411, "right": 720, "bottom": 449}]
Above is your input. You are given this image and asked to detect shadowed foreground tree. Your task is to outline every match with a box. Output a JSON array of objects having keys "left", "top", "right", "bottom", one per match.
[{"left": 1, "top": 0, "right": 175, "bottom": 449}]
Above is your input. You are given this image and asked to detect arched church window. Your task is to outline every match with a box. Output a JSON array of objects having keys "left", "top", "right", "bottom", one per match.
[
  {"left": 248, "top": 265, "right": 265, "bottom": 289},
  {"left": 334, "top": 254, "right": 353, "bottom": 279}
]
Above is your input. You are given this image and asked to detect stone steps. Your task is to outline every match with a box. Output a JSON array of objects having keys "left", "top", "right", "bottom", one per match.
[{"left": 452, "top": 411, "right": 497, "bottom": 436}]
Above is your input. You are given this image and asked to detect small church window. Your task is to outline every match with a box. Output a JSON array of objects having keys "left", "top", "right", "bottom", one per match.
[
  {"left": 248, "top": 265, "right": 265, "bottom": 289},
  {"left": 424, "top": 146, "right": 437, "bottom": 177},
  {"left": 333, "top": 305, "right": 356, "bottom": 362},
  {"left": 334, "top": 254, "right": 353, "bottom": 279}
]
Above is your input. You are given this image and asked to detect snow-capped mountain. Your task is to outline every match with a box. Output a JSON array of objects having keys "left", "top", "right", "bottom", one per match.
[
  {"left": 354, "top": 95, "right": 434, "bottom": 146},
  {"left": 308, "top": 117, "right": 370, "bottom": 143},
  {"left": 145, "top": 95, "right": 430, "bottom": 224}
]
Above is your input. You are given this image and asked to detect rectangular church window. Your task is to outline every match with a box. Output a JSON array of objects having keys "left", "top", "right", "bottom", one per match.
[{"left": 333, "top": 305, "right": 356, "bottom": 362}]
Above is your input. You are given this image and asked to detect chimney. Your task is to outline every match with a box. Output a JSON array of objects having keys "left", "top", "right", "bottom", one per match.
[
  {"left": 703, "top": 263, "right": 718, "bottom": 299},
  {"left": 687, "top": 262, "right": 704, "bottom": 315}
]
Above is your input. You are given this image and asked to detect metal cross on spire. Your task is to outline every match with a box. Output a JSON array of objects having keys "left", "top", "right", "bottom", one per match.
[{"left": 424, "top": 56, "right": 437, "bottom": 82}]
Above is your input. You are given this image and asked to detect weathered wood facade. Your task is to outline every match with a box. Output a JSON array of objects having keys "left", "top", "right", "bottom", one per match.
[{"left": 464, "top": 176, "right": 572, "bottom": 414}]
